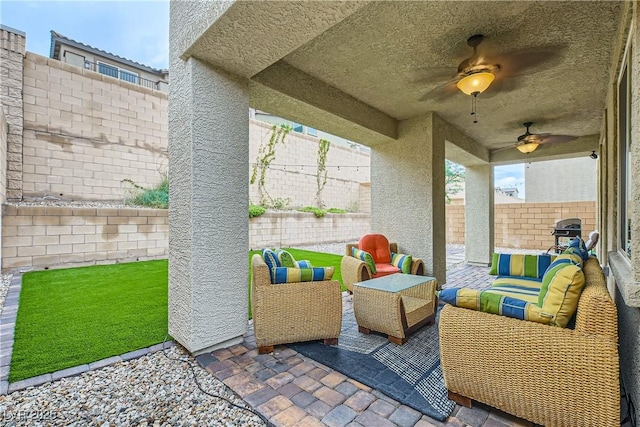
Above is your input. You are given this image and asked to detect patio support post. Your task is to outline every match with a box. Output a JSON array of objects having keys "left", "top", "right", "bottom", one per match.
[
  {"left": 371, "top": 113, "right": 446, "bottom": 285},
  {"left": 465, "top": 165, "right": 494, "bottom": 265},
  {"left": 168, "top": 54, "right": 249, "bottom": 355}
]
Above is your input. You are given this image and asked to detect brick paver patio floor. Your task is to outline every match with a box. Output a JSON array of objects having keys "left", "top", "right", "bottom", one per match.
[{"left": 196, "top": 262, "right": 536, "bottom": 427}]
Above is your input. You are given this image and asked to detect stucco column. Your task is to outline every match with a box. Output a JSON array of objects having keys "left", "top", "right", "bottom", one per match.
[
  {"left": 465, "top": 165, "right": 494, "bottom": 265},
  {"left": 0, "top": 25, "right": 26, "bottom": 201},
  {"left": 371, "top": 113, "right": 446, "bottom": 286},
  {"left": 168, "top": 55, "right": 249, "bottom": 354}
]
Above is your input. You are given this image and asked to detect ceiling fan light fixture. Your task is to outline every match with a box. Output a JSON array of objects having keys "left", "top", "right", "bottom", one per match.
[
  {"left": 516, "top": 141, "right": 539, "bottom": 154},
  {"left": 457, "top": 72, "right": 495, "bottom": 95}
]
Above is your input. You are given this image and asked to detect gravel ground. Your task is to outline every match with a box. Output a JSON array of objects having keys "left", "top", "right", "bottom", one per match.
[
  {"left": 8, "top": 197, "right": 143, "bottom": 210},
  {"left": 0, "top": 345, "right": 266, "bottom": 426},
  {"left": 0, "top": 274, "right": 11, "bottom": 315}
]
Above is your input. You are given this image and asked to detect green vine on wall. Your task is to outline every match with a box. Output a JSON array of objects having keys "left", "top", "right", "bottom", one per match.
[
  {"left": 250, "top": 124, "right": 291, "bottom": 207},
  {"left": 315, "top": 138, "right": 330, "bottom": 208}
]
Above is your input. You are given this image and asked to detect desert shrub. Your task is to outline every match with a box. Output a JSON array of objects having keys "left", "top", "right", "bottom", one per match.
[
  {"left": 122, "top": 176, "right": 169, "bottom": 209},
  {"left": 249, "top": 204, "right": 266, "bottom": 218}
]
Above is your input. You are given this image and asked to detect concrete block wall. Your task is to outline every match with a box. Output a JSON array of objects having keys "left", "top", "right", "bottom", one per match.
[
  {"left": 446, "top": 203, "right": 465, "bottom": 244},
  {"left": 1, "top": 207, "right": 369, "bottom": 271},
  {"left": 249, "top": 120, "right": 370, "bottom": 210},
  {"left": 249, "top": 211, "right": 370, "bottom": 249},
  {"left": 446, "top": 201, "right": 596, "bottom": 250},
  {"left": 21, "top": 52, "right": 168, "bottom": 200},
  {"left": 2, "top": 205, "right": 168, "bottom": 271}
]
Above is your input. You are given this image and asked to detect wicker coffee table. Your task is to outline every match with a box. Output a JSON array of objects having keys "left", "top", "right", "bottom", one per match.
[{"left": 353, "top": 274, "right": 437, "bottom": 345}]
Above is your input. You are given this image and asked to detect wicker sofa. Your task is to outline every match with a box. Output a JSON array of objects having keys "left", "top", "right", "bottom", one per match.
[
  {"left": 251, "top": 254, "right": 343, "bottom": 354},
  {"left": 341, "top": 235, "right": 426, "bottom": 293},
  {"left": 439, "top": 257, "right": 620, "bottom": 426}
]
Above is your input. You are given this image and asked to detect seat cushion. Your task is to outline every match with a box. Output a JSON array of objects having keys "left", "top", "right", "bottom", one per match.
[
  {"left": 372, "top": 263, "right": 401, "bottom": 278},
  {"left": 272, "top": 266, "right": 335, "bottom": 284},
  {"left": 438, "top": 288, "right": 551, "bottom": 324},
  {"left": 359, "top": 234, "right": 392, "bottom": 264}
]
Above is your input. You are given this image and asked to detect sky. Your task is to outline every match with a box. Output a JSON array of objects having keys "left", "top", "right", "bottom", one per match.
[
  {"left": 494, "top": 164, "right": 525, "bottom": 198},
  {"left": 0, "top": 0, "right": 169, "bottom": 69},
  {"left": 0, "top": 0, "right": 525, "bottom": 195}
]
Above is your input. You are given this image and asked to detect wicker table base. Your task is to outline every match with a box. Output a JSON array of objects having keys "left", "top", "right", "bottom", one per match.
[{"left": 353, "top": 274, "right": 437, "bottom": 345}]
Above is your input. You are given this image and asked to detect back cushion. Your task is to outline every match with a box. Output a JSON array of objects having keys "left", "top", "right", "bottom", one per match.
[
  {"left": 352, "top": 248, "right": 377, "bottom": 275},
  {"left": 359, "top": 234, "right": 391, "bottom": 263},
  {"left": 539, "top": 263, "right": 585, "bottom": 327},
  {"left": 275, "top": 249, "right": 297, "bottom": 267},
  {"left": 489, "top": 253, "right": 555, "bottom": 279},
  {"left": 262, "top": 248, "right": 281, "bottom": 283},
  {"left": 391, "top": 253, "right": 412, "bottom": 274}
]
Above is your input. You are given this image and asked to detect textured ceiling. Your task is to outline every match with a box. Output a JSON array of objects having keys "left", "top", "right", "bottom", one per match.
[
  {"left": 184, "top": 1, "right": 625, "bottom": 157},
  {"left": 281, "top": 1, "right": 623, "bottom": 150}
]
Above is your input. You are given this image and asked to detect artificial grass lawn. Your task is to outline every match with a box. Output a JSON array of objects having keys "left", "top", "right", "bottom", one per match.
[
  {"left": 10, "top": 260, "right": 168, "bottom": 382},
  {"left": 11, "top": 248, "right": 342, "bottom": 382}
]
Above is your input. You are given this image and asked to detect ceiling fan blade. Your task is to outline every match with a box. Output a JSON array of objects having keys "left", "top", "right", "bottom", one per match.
[
  {"left": 418, "top": 80, "right": 459, "bottom": 102},
  {"left": 412, "top": 66, "right": 458, "bottom": 84},
  {"left": 479, "top": 75, "right": 521, "bottom": 98},
  {"left": 491, "top": 145, "right": 517, "bottom": 153},
  {"left": 540, "top": 135, "right": 576, "bottom": 144},
  {"left": 489, "top": 45, "right": 567, "bottom": 78}
]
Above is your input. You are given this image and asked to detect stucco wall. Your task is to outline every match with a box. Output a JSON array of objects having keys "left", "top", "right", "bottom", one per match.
[
  {"left": 446, "top": 201, "right": 597, "bottom": 250},
  {"left": 58, "top": 44, "right": 168, "bottom": 92},
  {"left": 610, "top": 3, "right": 640, "bottom": 423},
  {"left": 21, "top": 52, "right": 168, "bottom": 201},
  {"left": 525, "top": 157, "right": 597, "bottom": 202},
  {"left": 1, "top": 205, "right": 168, "bottom": 271}
]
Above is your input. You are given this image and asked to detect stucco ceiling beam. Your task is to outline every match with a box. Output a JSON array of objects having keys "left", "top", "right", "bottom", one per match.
[
  {"left": 433, "top": 113, "right": 490, "bottom": 166},
  {"left": 250, "top": 61, "right": 397, "bottom": 145},
  {"left": 249, "top": 81, "right": 396, "bottom": 147},
  {"left": 181, "top": 1, "right": 371, "bottom": 78},
  {"left": 489, "top": 134, "right": 600, "bottom": 165}
]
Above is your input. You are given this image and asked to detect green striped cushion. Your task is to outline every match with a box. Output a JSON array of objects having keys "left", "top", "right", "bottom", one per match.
[
  {"left": 391, "top": 252, "right": 412, "bottom": 274},
  {"left": 352, "top": 248, "right": 376, "bottom": 275},
  {"left": 262, "top": 248, "right": 281, "bottom": 282},
  {"left": 538, "top": 262, "right": 585, "bottom": 327},
  {"left": 438, "top": 288, "right": 552, "bottom": 324},
  {"left": 272, "top": 267, "right": 334, "bottom": 284},
  {"left": 489, "top": 253, "right": 555, "bottom": 279},
  {"left": 275, "top": 249, "right": 297, "bottom": 268},
  {"left": 483, "top": 286, "right": 540, "bottom": 304}
]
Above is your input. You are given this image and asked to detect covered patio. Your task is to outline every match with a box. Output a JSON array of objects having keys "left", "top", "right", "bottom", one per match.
[{"left": 168, "top": 1, "right": 640, "bottom": 426}]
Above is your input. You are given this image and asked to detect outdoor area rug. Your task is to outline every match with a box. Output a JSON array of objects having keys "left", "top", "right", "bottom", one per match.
[{"left": 288, "top": 309, "right": 454, "bottom": 421}]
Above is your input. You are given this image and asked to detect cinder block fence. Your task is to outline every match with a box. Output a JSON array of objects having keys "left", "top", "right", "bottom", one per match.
[{"left": 2, "top": 205, "right": 168, "bottom": 271}]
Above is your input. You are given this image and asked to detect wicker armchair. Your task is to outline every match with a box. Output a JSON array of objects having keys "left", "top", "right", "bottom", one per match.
[
  {"left": 341, "top": 234, "right": 426, "bottom": 293},
  {"left": 251, "top": 254, "right": 342, "bottom": 354},
  {"left": 439, "top": 257, "right": 619, "bottom": 427}
]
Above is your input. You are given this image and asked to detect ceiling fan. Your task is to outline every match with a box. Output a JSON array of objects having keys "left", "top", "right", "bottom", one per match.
[
  {"left": 509, "top": 122, "right": 575, "bottom": 154},
  {"left": 418, "top": 35, "right": 565, "bottom": 120}
]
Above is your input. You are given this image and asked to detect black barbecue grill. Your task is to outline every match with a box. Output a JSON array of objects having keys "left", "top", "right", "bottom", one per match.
[{"left": 551, "top": 218, "right": 582, "bottom": 253}]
